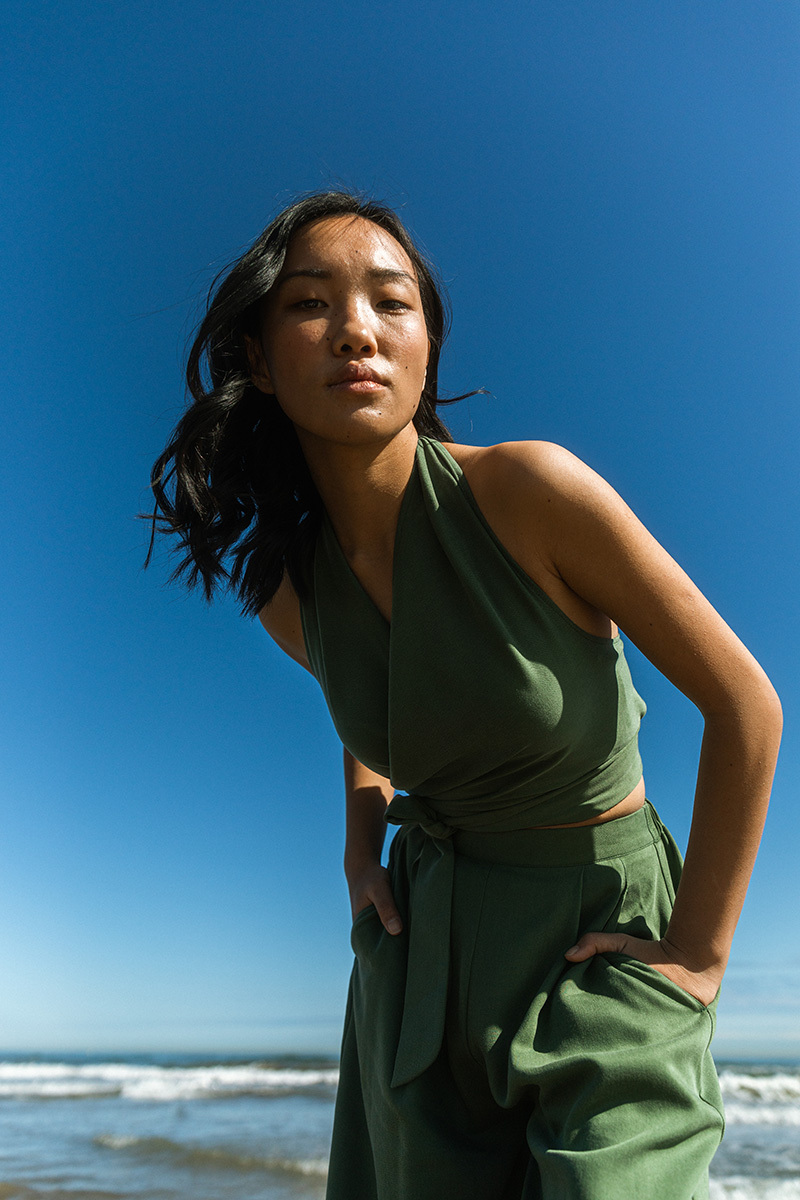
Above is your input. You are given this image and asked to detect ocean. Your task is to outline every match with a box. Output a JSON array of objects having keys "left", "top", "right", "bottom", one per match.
[{"left": 0, "top": 1054, "right": 797, "bottom": 1199}]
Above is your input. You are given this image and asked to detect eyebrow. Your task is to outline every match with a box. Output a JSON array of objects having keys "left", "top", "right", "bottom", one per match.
[{"left": 276, "top": 266, "right": 417, "bottom": 288}]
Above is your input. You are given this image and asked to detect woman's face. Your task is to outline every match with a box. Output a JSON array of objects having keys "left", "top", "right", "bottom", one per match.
[{"left": 250, "top": 216, "right": 430, "bottom": 448}]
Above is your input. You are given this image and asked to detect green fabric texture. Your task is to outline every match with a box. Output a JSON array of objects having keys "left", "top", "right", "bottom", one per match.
[
  {"left": 300, "top": 436, "right": 647, "bottom": 828},
  {"left": 328, "top": 804, "right": 724, "bottom": 1200}
]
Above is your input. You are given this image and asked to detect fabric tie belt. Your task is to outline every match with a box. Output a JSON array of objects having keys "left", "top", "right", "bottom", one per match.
[
  {"left": 384, "top": 793, "right": 456, "bottom": 1088},
  {"left": 382, "top": 793, "right": 667, "bottom": 1089}
]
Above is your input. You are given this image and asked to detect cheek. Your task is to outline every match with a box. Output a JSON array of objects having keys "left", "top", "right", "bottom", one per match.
[
  {"left": 267, "top": 323, "right": 326, "bottom": 378},
  {"left": 390, "top": 322, "right": 429, "bottom": 376}
]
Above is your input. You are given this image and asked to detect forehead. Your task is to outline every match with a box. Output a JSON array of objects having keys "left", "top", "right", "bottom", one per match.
[{"left": 280, "top": 215, "right": 417, "bottom": 279}]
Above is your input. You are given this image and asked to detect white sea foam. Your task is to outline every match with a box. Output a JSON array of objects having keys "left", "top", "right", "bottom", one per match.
[
  {"left": 710, "top": 1182, "right": 800, "bottom": 1200},
  {"left": 717, "top": 1069, "right": 800, "bottom": 1127},
  {"left": 3, "top": 1060, "right": 799, "bottom": 1128},
  {"left": 722, "top": 1102, "right": 800, "bottom": 1127},
  {"left": 0, "top": 1060, "right": 339, "bottom": 1101},
  {"left": 719, "top": 1071, "right": 800, "bottom": 1104}
]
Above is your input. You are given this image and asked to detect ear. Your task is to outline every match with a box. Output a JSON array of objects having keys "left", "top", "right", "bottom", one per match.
[{"left": 244, "top": 334, "right": 275, "bottom": 395}]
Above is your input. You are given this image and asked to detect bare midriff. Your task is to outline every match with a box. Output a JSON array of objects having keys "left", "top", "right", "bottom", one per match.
[{"left": 527, "top": 775, "right": 647, "bottom": 830}]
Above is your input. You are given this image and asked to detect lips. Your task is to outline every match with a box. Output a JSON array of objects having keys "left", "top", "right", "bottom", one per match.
[{"left": 328, "top": 364, "right": 386, "bottom": 387}]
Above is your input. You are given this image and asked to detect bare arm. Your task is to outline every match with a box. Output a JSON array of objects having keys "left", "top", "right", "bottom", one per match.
[
  {"left": 259, "top": 575, "right": 403, "bottom": 934},
  {"left": 469, "top": 441, "right": 782, "bottom": 1005},
  {"left": 258, "top": 572, "right": 311, "bottom": 670},
  {"left": 343, "top": 750, "right": 403, "bottom": 932}
]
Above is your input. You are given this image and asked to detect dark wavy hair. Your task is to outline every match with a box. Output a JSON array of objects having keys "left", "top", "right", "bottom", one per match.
[{"left": 146, "top": 191, "right": 462, "bottom": 616}]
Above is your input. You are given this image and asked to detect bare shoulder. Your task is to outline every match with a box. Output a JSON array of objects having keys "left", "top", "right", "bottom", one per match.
[
  {"left": 442, "top": 440, "right": 629, "bottom": 638},
  {"left": 443, "top": 439, "right": 622, "bottom": 566},
  {"left": 258, "top": 572, "right": 311, "bottom": 672},
  {"left": 445, "top": 439, "right": 608, "bottom": 506},
  {"left": 447, "top": 438, "right": 777, "bottom": 713}
]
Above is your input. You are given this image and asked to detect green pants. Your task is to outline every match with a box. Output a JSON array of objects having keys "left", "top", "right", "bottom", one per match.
[{"left": 327, "top": 802, "right": 724, "bottom": 1200}]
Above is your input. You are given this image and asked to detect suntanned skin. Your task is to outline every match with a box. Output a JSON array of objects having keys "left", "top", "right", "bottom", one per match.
[{"left": 252, "top": 215, "right": 782, "bottom": 1010}]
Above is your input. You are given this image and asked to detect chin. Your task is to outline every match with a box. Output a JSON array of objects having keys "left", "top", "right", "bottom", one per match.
[{"left": 294, "top": 407, "right": 420, "bottom": 448}]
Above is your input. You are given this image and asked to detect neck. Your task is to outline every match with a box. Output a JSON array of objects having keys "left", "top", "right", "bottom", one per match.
[{"left": 297, "top": 425, "right": 420, "bottom": 558}]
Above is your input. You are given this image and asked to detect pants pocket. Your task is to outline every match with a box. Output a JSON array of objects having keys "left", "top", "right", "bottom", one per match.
[
  {"left": 350, "top": 903, "right": 380, "bottom": 954},
  {"left": 603, "top": 950, "right": 714, "bottom": 1013}
]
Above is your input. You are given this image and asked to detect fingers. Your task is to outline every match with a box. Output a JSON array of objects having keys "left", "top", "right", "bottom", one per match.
[
  {"left": 564, "top": 931, "right": 634, "bottom": 961},
  {"left": 563, "top": 933, "right": 720, "bottom": 1004},
  {"left": 371, "top": 876, "right": 403, "bottom": 935},
  {"left": 350, "top": 869, "right": 403, "bottom": 935}
]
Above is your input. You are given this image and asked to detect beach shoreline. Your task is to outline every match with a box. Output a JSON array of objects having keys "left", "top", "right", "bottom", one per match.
[{"left": 1, "top": 1052, "right": 797, "bottom": 1199}]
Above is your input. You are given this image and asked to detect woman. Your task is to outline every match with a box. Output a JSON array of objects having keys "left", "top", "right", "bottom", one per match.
[{"left": 148, "top": 191, "right": 782, "bottom": 1200}]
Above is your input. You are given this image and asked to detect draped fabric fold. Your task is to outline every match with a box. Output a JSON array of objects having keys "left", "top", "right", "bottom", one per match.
[{"left": 384, "top": 795, "right": 456, "bottom": 1087}]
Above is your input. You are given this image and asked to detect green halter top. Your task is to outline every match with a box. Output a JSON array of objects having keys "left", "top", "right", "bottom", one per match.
[{"left": 300, "top": 436, "right": 645, "bottom": 830}]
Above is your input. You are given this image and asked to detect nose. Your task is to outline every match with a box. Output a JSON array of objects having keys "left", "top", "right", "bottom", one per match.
[{"left": 332, "top": 300, "right": 377, "bottom": 358}]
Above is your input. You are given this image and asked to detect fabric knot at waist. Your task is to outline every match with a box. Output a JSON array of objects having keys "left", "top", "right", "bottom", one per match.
[{"left": 384, "top": 792, "right": 455, "bottom": 840}]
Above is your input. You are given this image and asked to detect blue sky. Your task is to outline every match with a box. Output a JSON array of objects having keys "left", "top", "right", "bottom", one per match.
[{"left": 2, "top": 1, "right": 798, "bottom": 1059}]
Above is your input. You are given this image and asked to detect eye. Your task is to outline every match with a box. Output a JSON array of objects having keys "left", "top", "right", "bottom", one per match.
[
  {"left": 291, "top": 298, "right": 325, "bottom": 310},
  {"left": 378, "top": 298, "right": 411, "bottom": 311}
]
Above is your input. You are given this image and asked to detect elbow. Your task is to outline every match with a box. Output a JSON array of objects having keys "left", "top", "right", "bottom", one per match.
[
  {"left": 749, "top": 661, "right": 783, "bottom": 740},
  {"left": 763, "top": 679, "right": 783, "bottom": 743},
  {"left": 700, "top": 660, "right": 783, "bottom": 745}
]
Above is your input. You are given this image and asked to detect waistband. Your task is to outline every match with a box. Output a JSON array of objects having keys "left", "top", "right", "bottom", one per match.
[{"left": 452, "top": 801, "right": 663, "bottom": 868}]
